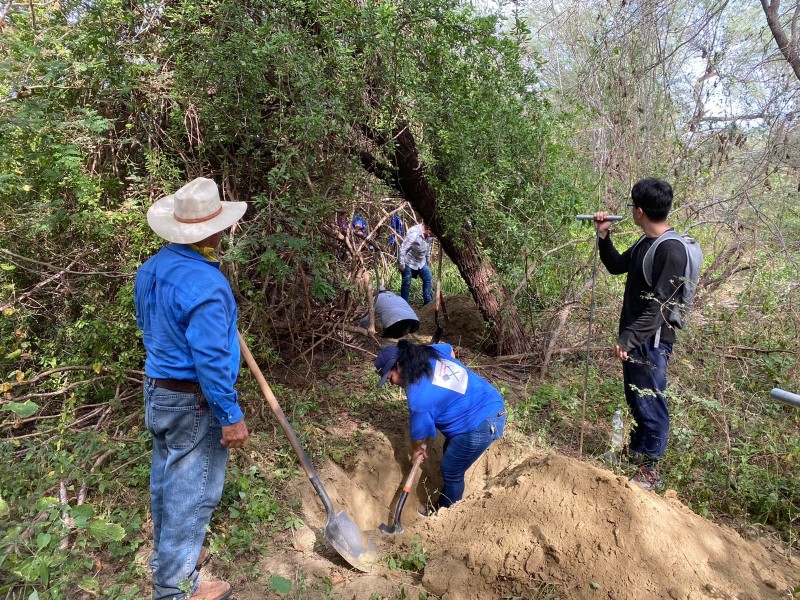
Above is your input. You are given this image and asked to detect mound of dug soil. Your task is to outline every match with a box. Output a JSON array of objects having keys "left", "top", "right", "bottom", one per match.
[
  {"left": 412, "top": 295, "right": 492, "bottom": 352},
  {"left": 242, "top": 428, "right": 797, "bottom": 600},
  {"left": 417, "top": 451, "right": 796, "bottom": 599}
]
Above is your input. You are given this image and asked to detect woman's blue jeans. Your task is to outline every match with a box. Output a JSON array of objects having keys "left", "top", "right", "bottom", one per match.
[
  {"left": 144, "top": 378, "right": 229, "bottom": 600},
  {"left": 436, "top": 412, "right": 506, "bottom": 509},
  {"left": 622, "top": 339, "right": 673, "bottom": 463},
  {"left": 400, "top": 265, "right": 433, "bottom": 305}
]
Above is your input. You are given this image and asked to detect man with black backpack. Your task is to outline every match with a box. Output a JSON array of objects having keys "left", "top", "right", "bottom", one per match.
[{"left": 593, "top": 178, "right": 702, "bottom": 491}]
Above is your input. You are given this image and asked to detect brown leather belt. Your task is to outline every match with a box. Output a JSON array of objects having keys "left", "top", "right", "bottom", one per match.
[
  {"left": 152, "top": 378, "right": 201, "bottom": 394},
  {"left": 151, "top": 378, "right": 208, "bottom": 407}
]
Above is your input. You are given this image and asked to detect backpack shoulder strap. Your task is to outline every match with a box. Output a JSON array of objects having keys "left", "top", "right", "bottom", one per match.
[{"left": 641, "top": 230, "right": 689, "bottom": 287}]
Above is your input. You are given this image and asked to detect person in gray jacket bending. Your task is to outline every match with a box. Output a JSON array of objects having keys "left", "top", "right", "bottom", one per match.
[{"left": 359, "top": 287, "right": 420, "bottom": 338}]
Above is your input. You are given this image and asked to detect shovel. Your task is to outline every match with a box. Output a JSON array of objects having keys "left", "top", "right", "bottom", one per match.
[
  {"left": 378, "top": 454, "right": 424, "bottom": 535},
  {"left": 237, "top": 333, "right": 378, "bottom": 572}
]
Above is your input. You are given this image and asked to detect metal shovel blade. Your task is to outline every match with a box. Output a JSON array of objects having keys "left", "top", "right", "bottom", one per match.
[
  {"left": 324, "top": 510, "right": 378, "bottom": 572},
  {"left": 238, "top": 334, "right": 378, "bottom": 573}
]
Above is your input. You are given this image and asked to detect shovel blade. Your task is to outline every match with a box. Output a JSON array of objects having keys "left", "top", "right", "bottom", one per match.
[{"left": 324, "top": 511, "right": 378, "bottom": 572}]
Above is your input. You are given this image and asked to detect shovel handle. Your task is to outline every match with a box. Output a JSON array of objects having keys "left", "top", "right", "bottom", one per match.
[
  {"left": 237, "top": 333, "right": 318, "bottom": 482},
  {"left": 403, "top": 454, "right": 425, "bottom": 493},
  {"left": 431, "top": 243, "right": 444, "bottom": 345},
  {"left": 389, "top": 454, "right": 425, "bottom": 528}
]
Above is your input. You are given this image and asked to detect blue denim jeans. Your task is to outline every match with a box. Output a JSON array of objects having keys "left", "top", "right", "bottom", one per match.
[
  {"left": 400, "top": 265, "right": 433, "bottom": 305},
  {"left": 622, "top": 339, "right": 673, "bottom": 463},
  {"left": 144, "top": 378, "right": 229, "bottom": 600},
  {"left": 436, "top": 411, "right": 506, "bottom": 508}
]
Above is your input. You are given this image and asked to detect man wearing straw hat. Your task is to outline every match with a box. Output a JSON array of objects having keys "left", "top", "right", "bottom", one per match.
[{"left": 135, "top": 177, "right": 248, "bottom": 600}]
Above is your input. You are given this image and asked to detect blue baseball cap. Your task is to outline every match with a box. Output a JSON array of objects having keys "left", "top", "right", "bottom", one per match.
[
  {"left": 374, "top": 346, "right": 400, "bottom": 387},
  {"left": 352, "top": 214, "right": 367, "bottom": 230}
]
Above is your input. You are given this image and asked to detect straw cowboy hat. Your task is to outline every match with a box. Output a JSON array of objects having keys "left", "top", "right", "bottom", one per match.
[{"left": 147, "top": 177, "right": 247, "bottom": 244}]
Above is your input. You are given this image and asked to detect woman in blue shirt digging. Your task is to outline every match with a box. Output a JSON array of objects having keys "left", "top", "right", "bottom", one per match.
[{"left": 375, "top": 340, "right": 506, "bottom": 515}]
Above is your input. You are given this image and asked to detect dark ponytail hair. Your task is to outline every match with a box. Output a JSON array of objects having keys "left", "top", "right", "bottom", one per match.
[{"left": 396, "top": 339, "right": 442, "bottom": 387}]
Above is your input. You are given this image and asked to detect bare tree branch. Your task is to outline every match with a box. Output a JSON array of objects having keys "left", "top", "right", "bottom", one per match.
[{"left": 761, "top": 0, "right": 800, "bottom": 81}]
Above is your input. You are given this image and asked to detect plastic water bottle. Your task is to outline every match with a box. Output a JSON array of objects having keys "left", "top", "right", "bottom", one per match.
[{"left": 611, "top": 409, "right": 624, "bottom": 451}]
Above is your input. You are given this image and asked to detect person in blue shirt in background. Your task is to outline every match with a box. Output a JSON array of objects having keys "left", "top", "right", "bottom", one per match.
[
  {"left": 135, "top": 177, "right": 248, "bottom": 600},
  {"left": 374, "top": 340, "right": 506, "bottom": 515},
  {"left": 351, "top": 214, "right": 374, "bottom": 250},
  {"left": 389, "top": 214, "right": 405, "bottom": 257}
]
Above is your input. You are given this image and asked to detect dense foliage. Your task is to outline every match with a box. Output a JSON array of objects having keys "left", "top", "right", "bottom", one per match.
[{"left": 0, "top": 0, "right": 798, "bottom": 597}]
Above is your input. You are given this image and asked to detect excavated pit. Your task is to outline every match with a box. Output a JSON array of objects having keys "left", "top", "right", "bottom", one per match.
[{"left": 258, "top": 427, "right": 798, "bottom": 600}]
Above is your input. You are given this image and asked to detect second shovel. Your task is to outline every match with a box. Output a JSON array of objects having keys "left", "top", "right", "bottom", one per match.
[{"left": 379, "top": 454, "right": 425, "bottom": 535}]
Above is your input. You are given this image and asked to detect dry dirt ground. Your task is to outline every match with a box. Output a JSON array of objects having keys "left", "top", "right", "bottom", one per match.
[
  {"left": 193, "top": 296, "right": 797, "bottom": 599},
  {"left": 220, "top": 428, "right": 797, "bottom": 600}
]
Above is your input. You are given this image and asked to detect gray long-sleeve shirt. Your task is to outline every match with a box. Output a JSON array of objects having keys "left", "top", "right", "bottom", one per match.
[{"left": 399, "top": 224, "right": 433, "bottom": 270}]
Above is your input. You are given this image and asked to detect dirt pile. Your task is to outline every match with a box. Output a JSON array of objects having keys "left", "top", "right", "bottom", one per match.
[
  {"left": 249, "top": 430, "right": 797, "bottom": 599},
  {"left": 416, "top": 451, "right": 796, "bottom": 599},
  {"left": 412, "top": 295, "right": 492, "bottom": 352}
]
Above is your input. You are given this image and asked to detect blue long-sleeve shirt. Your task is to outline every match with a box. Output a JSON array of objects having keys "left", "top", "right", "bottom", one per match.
[{"left": 134, "top": 244, "right": 243, "bottom": 425}]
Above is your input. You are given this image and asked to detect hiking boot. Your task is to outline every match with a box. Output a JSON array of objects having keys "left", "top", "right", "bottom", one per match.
[
  {"left": 189, "top": 580, "right": 232, "bottom": 600},
  {"left": 195, "top": 547, "right": 211, "bottom": 570},
  {"left": 629, "top": 464, "right": 664, "bottom": 491}
]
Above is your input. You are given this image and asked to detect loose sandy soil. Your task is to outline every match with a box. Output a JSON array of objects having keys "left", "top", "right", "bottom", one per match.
[
  {"left": 200, "top": 295, "right": 798, "bottom": 599},
  {"left": 222, "top": 425, "right": 797, "bottom": 600}
]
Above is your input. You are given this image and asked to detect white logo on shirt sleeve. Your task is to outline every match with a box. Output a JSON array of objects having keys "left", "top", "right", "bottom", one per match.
[{"left": 431, "top": 359, "right": 468, "bottom": 394}]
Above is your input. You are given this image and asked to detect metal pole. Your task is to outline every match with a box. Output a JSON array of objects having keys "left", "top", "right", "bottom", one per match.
[
  {"left": 770, "top": 388, "right": 800, "bottom": 408},
  {"left": 579, "top": 232, "right": 600, "bottom": 459}
]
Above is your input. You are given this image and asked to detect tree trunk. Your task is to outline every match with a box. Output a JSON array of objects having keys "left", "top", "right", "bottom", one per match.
[
  {"left": 385, "top": 124, "right": 531, "bottom": 356},
  {"left": 761, "top": 0, "right": 800, "bottom": 81}
]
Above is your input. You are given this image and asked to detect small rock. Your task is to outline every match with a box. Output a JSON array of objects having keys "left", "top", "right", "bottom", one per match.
[
  {"left": 292, "top": 525, "right": 316, "bottom": 553},
  {"left": 763, "top": 579, "right": 778, "bottom": 590}
]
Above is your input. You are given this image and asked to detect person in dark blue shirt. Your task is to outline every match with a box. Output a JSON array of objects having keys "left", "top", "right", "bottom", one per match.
[
  {"left": 135, "top": 177, "right": 248, "bottom": 600},
  {"left": 375, "top": 340, "right": 506, "bottom": 514}
]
